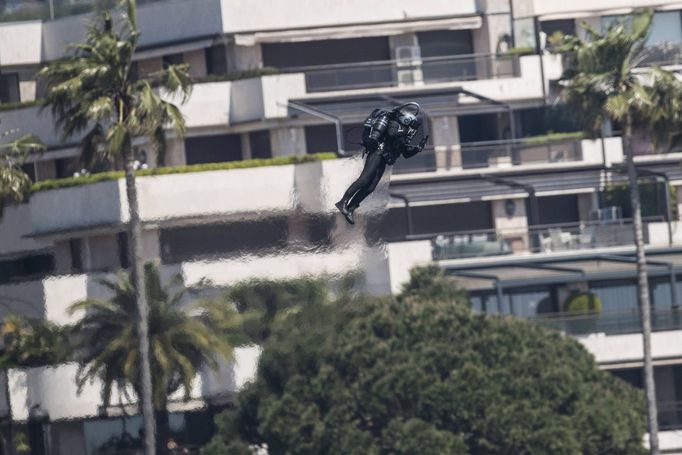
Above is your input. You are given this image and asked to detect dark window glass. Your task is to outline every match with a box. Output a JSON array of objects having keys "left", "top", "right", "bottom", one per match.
[
  {"left": 418, "top": 30, "right": 475, "bottom": 82},
  {"left": 185, "top": 134, "right": 242, "bottom": 164},
  {"left": 305, "top": 125, "right": 338, "bottom": 154},
  {"left": 69, "top": 239, "right": 83, "bottom": 272},
  {"left": 55, "top": 158, "right": 78, "bottom": 179},
  {"left": 262, "top": 37, "right": 390, "bottom": 69},
  {"left": 535, "top": 194, "right": 580, "bottom": 225},
  {"left": 160, "top": 218, "right": 289, "bottom": 263},
  {"left": 0, "top": 254, "right": 54, "bottom": 283},
  {"left": 117, "top": 232, "right": 129, "bottom": 269},
  {"left": 20, "top": 163, "right": 36, "bottom": 182},
  {"left": 162, "top": 53, "right": 184, "bottom": 68},
  {"left": 540, "top": 19, "right": 576, "bottom": 38},
  {"left": 205, "top": 44, "right": 227, "bottom": 75},
  {"left": 249, "top": 130, "right": 272, "bottom": 159},
  {"left": 0, "top": 73, "right": 20, "bottom": 104}
]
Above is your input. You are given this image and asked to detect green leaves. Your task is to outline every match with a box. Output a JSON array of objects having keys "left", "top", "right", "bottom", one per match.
[
  {"left": 39, "top": 0, "right": 188, "bottom": 171},
  {"left": 204, "top": 298, "right": 647, "bottom": 454},
  {"left": 69, "top": 264, "right": 240, "bottom": 410}
]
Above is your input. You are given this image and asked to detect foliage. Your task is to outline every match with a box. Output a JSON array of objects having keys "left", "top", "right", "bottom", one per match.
[
  {"left": 399, "top": 265, "right": 468, "bottom": 305},
  {"left": 226, "top": 276, "right": 330, "bottom": 344},
  {"left": 39, "top": 0, "right": 191, "bottom": 170},
  {"left": 563, "top": 292, "right": 602, "bottom": 314},
  {"left": 0, "top": 133, "right": 45, "bottom": 217},
  {"left": 203, "top": 297, "right": 646, "bottom": 454},
  {"left": 68, "top": 264, "right": 241, "bottom": 410},
  {"left": 0, "top": 100, "right": 40, "bottom": 112},
  {"left": 521, "top": 131, "right": 584, "bottom": 145},
  {"left": 600, "top": 181, "right": 676, "bottom": 219},
  {"left": 0, "top": 314, "right": 70, "bottom": 368},
  {"left": 31, "top": 153, "right": 337, "bottom": 192},
  {"left": 556, "top": 9, "right": 666, "bottom": 137}
]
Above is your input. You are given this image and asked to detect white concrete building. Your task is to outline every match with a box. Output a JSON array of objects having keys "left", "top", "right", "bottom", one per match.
[{"left": 3, "top": 0, "right": 682, "bottom": 452}]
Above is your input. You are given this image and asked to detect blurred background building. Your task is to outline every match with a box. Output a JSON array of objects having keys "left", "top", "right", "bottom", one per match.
[{"left": 3, "top": 0, "right": 682, "bottom": 452}]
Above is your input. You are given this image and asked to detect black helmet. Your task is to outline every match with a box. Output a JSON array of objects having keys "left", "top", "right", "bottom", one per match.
[{"left": 394, "top": 102, "right": 421, "bottom": 129}]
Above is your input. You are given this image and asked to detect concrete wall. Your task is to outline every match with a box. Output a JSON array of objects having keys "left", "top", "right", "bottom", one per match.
[
  {"left": 580, "top": 330, "right": 682, "bottom": 364},
  {"left": 137, "top": 165, "right": 297, "bottom": 220},
  {"left": 29, "top": 180, "right": 127, "bottom": 236},
  {"left": 0, "top": 204, "right": 48, "bottom": 257},
  {"left": 168, "top": 81, "right": 232, "bottom": 128},
  {"left": 386, "top": 240, "right": 433, "bottom": 294},
  {"left": 528, "top": 0, "right": 680, "bottom": 18},
  {"left": 0, "top": 21, "right": 42, "bottom": 67},
  {"left": 220, "top": 0, "right": 478, "bottom": 34}
]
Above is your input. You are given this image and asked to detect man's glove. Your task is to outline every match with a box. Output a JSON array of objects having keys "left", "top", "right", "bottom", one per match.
[{"left": 418, "top": 135, "right": 429, "bottom": 151}]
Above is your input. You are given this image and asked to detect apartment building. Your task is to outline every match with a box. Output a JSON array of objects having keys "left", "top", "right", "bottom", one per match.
[{"left": 2, "top": 0, "right": 682, "bottom": 452}]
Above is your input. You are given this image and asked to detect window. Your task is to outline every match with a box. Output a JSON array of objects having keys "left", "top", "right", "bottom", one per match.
[
  {"left": 249, "top": 130, "right": 272, "bottom": 159},
  {"left": 20, "top": 163, "right": 36, "bottom": 182},
  {"left": 162, "top": 53, "right": 184, "bottom": 68},
  {"left": 205, "top": 44, "right": 227, "bottom": 75},
  {"left": 69, "top": 239, "right": 83, "bottom": 272},
  {"left": 262, "top": 37, "right": 390, "bottom": 69},
  {"left": 540, "top": 19, "right": 576, "bottom": 38},
  {"left": 160, "top": 218, "right": 289, "bottom": 263},
  {"left": 417, "top": 30, "right": 475, "bottom": 82},
  {"left": 535, "top": 194, "right": 580, "bottom": 226},
  {"left": 0, "top": 73, "right": 20, "bottom": 104},
  {"left": 184, "top": 133, "right": 242, "bottom": 164},
  {"left": 0, "top": 254, "right": 54, "bottom": 283},
  {"left": 305, "top": 125, "right": 338, "bottom": 154},
  {"left": 55, "top": 158, "right": 78, "bottom": 179}
]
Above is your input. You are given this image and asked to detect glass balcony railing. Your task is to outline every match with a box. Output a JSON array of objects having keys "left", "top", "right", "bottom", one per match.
[
  {"left": 427, "top": 217, "right": 665, "bottom": 261},
  {"left": 533, "top": 306, "right": 682, "bottom": 337},
  {"left": 392, "top": 139, "right": 583, "bottom": 175},
  {"left": 282, "top": 53, "right": 521, "bottom": 93},
  {"left": 0, "top": 0, "right": 165, "bottom": 22}
]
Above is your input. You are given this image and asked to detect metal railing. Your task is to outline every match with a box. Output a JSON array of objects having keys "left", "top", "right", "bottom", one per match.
[
  {"left": 282, "top": 53, "right": 521, "bottom": 93},
  {"left": 533, "top": 305, "right": 682, "bottom": 337},
  {"left": 427, "top": 217, "right": 665, "bottom": 261},
  {"left": 391, "top": 139, "right": 583, "bottom": 175},
  {"left": 460, "top": 139, "right": 582, "bottom": 169}
]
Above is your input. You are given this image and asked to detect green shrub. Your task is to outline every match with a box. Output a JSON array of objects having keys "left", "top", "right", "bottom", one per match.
[
  {"left": 31, "top": 152, "right": 336, "bottom": 193},
  {"left": 563, "top": 292, "right": 602, "bottom": 314},
  {"left": 522, "top": 131, "right": 585, "bottom": 145}
]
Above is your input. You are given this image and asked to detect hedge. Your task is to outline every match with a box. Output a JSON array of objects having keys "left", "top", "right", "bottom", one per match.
[{"left": 31, "top": 152, "right": 337, "bottom": 192}]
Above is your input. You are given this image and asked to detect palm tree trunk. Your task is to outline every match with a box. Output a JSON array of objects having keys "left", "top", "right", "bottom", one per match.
[
  {"left": 624, "top": 116, "right": 659, "bottom": 454},
  {"left": 124, "top": 157, "right": 156, "bottom": 455},
  {"left": 3, "top": 369, "right": 13, "bottom": 455}
]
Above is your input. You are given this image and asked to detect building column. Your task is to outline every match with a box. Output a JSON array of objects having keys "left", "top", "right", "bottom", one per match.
[
  {"left": 430, "top": 116, "right": 461, "bottom": 171},
  {"left": 270, "top": 127, "right": 306, "bottom": 157},
  {"left": 492, "top": 197, "right": 529, "bottom": 253},
  {"left": 241, "top": 132, "right": 252, "bottom": 160}
]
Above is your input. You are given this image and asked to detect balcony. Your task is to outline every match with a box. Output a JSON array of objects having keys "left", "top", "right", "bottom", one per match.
[
  {"left": 429, "top": 217, "right": 664, "bottom": 261},
  {"left": 283, "top": 53, "right": 522, "bottom": 94}
]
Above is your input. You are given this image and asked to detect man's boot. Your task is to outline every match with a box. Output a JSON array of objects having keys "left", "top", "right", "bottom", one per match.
[{"left": 335, "top": 200, "right": 354, "bottom": 225}]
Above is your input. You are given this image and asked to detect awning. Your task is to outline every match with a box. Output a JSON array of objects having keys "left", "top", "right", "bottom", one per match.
[
  {"left": 133, "top": 38, "right": 215, "bottom": 61},
  {"left": 234, "top": 16, "right": 482, "bottom": 45}
]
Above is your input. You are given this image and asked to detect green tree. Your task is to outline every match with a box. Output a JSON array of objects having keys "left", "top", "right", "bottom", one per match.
[
  {"left": 203, "top": 297, "right": 646, "bottom": 454},
  {"left": 39, "top": 1, "right": 191, "bottom": 452},
  {"left": 400, "top": 265, "right": 468, "bottom": 304},
  {"left": 69, "top": 265, "right": 238, "bottom": 453},
  {"left": 0, "top": 132, "right": 44, "bottom": 218},
  {"left": 556, "top": 10, "right": 682, "bottom": 450}
]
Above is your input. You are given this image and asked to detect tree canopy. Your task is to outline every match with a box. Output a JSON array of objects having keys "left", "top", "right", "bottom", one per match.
[{"left": 203, "top": 293, "right": 646, "bottom": 454}]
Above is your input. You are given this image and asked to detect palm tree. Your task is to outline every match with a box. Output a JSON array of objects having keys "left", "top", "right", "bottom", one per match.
[
  {"left": 0, "top": 132, "right": 44, "bottom": 218},
  {"left": 69, "top": 265, "right": 239, "bottom": 454},
  {"left": 0, "top": 314, "right": 69, "bottom": 455},
  {"left": 38, "top": 1, "right": 191, "bottom": 452},
  {"left": 557, "top": 10, "right": 682, "bottom": 453}
]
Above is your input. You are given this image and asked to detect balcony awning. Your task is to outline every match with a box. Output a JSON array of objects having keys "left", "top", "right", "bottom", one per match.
[
  {"left": 445, "top": 249, "right": 682, "bottom": 290},
  {"left": 389, "top": 161, "right": 682, "bottom": 205},
  {"left": 234, "top": 15, "right": 482, "bottom": 45},
  {"left": 289, "top": 87, "right": 536, "bottom": 123}
]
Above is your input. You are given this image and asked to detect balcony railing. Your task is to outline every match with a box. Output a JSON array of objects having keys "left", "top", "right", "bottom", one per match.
[
  {"left": 0, "top": 0, "right": 164, "bottom": 22},
  {"left": 282, "top": 53, "right": 521, "bottom": 93},
  {"left": 392, "top": 139, "right": 583, "bottom": 175},
  {"left": 533, "top": 306, "right": 682, "bottom": 337},
  {"left": 428, "top": 217, "right": 664, "bottom": 260}
]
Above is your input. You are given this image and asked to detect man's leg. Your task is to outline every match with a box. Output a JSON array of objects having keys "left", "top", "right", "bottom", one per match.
[
  {"left": 336, "top": 152, "right": 384, "bottom": 224},
  {"left": 347, "top": 158, "right": 386, "bottom": 211}
]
